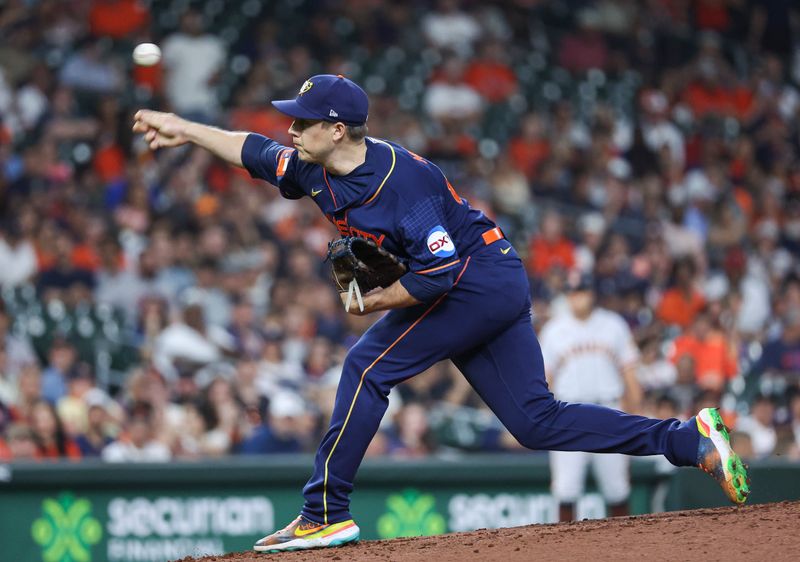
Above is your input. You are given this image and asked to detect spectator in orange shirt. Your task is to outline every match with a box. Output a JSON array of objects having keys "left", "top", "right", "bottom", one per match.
[
  {"left": 463, "top": 41, "right": 518, "bottom": 104},
  {"left": 91, "top": 96, "right": 129, "bottom": 185},
  {"left": 682, "top": 32, "right": 754, "bottom": 121},
  {"left": 89, "top": 0, "right": 150, "bottom": 40},
  {"left": 71, "top": 215, "right": 110, "bottom": 273},
  {"left": 528, "top": 211, "right": 576, "bottom": 277},
  {"left": 669, "top": 308, "right": 738, "bottom": 393},
  {"left": 37, "top": 235, "right": 96, "bottom": 300},
  {"left": 656, "top": 257, "right": 706, "bottom": 329},
  {"left": 508, "top": 112, "right": 551, "bottom": 180},
  {"left": 29, "top": 400, "right": 81, "bottom": 460}
]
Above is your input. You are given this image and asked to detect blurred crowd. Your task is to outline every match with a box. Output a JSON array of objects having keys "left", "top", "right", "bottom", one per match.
[{"left": 1, "top": 0, "right": 800, "bottom": 464}]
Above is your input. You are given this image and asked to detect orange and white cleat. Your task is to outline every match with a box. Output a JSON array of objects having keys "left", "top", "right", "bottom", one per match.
[
  {"left": 253, "top": 515, "right": 360, "bottom": 553},
  {"left": 695, "top": 408, "right": 751, "bottom": 504}
]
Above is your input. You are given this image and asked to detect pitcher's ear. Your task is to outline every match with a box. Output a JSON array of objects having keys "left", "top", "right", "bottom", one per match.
[{"left": 331, "top": 122, "right": 347, "bottom": 141}]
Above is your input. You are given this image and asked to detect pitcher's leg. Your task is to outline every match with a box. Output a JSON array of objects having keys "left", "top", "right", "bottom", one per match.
[
  {"left": 527, "top": 401, "right": 698, "bottom": 465},
  {"left": 453, "top": 314, "right": 699, "bottom": 466},
  {"left": 300, "top": 257, "right": 526, "bottom": 524},
  {"left": 301, "top": 297, "right": 471, "bottom": 524},
  {"left": 300, "top": 348, "right": 390, "bottom": 524}
]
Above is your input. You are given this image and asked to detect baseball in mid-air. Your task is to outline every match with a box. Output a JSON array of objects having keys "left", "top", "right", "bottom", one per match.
[{"left": 132, "top": 43, "right": 161, "bottom": 66}]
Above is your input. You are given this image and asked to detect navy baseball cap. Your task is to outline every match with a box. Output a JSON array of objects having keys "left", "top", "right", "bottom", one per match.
[{"left": 272, "top": 74, "right": 369, "bottom": 126}]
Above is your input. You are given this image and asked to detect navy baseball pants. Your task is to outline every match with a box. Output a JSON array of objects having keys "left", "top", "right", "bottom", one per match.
[{"left": 301, "top": 244, "right": 700, "bottom": 524}]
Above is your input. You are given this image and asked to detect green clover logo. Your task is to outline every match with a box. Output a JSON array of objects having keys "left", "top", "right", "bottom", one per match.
[
  {"left": 31, "top": 492, "right": 102, "bottom": 562},
  {"left": 377, "top": 488, "right": 446, "bottom": 539}
]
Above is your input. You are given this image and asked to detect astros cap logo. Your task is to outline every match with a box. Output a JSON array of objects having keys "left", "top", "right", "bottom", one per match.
[{"left": 299, "top": 80, "right": 313, "bottom": 95}]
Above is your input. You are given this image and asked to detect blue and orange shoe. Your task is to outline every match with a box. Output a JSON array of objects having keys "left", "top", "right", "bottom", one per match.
[
  {"left": 253, "top": 515, "right": 360, "bottom": 553},
  {"left": 695, "top": 408, "right": 750, "bottom": 504}
]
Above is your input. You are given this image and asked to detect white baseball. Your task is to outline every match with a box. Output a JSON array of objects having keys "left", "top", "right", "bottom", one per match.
[{"left": 132, "top": 43, "right": 161, "bottom": 66}]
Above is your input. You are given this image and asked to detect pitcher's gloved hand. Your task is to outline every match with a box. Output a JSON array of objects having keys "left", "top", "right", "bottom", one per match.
[{"left": 327, "top": 237, "right": 407, "bottom": 311}]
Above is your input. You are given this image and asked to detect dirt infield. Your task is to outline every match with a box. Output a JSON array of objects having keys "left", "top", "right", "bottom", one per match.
[{"left": 178, "top": 500, "right": 798, "bottom": 562}]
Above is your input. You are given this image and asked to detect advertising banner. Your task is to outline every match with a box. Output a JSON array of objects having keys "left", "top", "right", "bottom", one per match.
[{"left": 0, "top": 455, "right": 711, "bottom": 562}]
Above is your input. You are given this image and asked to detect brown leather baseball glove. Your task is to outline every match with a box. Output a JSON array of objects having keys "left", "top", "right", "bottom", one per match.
[{"left": 327, "top": 237, "right": 407, "bottom": 311}]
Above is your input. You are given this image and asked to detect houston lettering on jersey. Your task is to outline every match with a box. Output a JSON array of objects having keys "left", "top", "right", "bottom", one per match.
[{"left": 329, "top": 215, "right": 386, "bottom": 246}]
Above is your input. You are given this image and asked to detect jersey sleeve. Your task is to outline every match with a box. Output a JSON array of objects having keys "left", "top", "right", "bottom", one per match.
[
  {"left": 240, "top": 133, "right": 305, "bottom": 199},
  {"left": 396, "top": 194, "right": 463, "bottom": 302}
]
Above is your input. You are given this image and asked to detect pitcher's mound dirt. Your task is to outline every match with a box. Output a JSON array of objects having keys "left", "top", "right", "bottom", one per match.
[{"left": 178, "top": 500, "right": 799, "bottom": 562}]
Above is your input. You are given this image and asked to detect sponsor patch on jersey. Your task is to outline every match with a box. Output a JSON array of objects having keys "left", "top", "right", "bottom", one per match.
[{"left": 426, "top": 225, "right": 455, "bottom": 257}]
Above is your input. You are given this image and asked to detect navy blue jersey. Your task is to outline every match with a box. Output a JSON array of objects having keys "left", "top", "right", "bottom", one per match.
[
  {"left": 237, "top": 135, "right": 706, "bottom": 533},
  {"left": 241, "top": 134, "right": 498, "bottom": 301}
]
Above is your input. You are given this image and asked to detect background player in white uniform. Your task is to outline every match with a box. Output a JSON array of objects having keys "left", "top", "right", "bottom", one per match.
[{"left": 539, "top": 272, "right": 643, "bottom": 522}]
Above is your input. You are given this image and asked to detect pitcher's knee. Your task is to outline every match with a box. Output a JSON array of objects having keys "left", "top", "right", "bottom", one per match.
[
  {"left": 511, "top": 426, "right": 544, "bottom": 450},
  {"left": 335, "top": 358, "right": 361, "bottom": 392},
  {"left": 340, "top": 354, "right": 392, "bottom": 397},
  {"left": 508, "top": 397, "right": 563, "bottom": 450},
  {"left": 341, "top": 354, "right": 365, "bottom": 379},
  {"left": 505, "top": 417, "right": 547, "bottom": 449}
]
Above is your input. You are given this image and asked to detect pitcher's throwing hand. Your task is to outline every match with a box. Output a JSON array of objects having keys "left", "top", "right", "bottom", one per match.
[{"left": 132, "top": 110, "right": 191, "bottom": 150}]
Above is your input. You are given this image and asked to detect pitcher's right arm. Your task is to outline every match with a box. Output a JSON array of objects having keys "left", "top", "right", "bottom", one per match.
[{"left": 133, "top": 110, "right": 247, "bottom": 166}]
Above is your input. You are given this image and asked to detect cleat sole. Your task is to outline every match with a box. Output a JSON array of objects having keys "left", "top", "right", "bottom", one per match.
[
  {"left": 255, "top": 528, "right": 360, "bottom": 553},
  {"left": 261, "top": 534, "right": 360, "bottom": 554}
]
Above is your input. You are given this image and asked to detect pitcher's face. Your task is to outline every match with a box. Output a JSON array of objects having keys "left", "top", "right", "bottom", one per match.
[{"left": 289, "top": 119, "right": 335, "bottom": 164}]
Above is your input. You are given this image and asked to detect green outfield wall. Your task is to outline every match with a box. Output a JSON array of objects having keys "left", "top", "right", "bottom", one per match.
[{"left": 1, "top": 455, "right": 798, "bottom": 562}]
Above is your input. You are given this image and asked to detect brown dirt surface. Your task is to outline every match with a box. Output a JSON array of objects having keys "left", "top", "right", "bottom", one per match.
[{"left": 177, "top": 500, "right": 799, "bottom": 562}]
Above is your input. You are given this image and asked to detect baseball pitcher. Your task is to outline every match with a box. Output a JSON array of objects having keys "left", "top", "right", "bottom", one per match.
[{"left": 133, "top": 74, "right": 749, "bottom": 553}]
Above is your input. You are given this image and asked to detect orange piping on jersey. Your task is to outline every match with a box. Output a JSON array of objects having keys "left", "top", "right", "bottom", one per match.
[
  {"left": 407, "top": 149, "right": 427, "bottom": 163},
  {"left": 322, "top": 169, "right": 339, "bottom": 207},
  {"left": 363, "top": 139, "right": 396, "bottom": 205},
  {"left": 321, "top": 256, "right": 472, "bottom": 523},
  {"left": 445, "top": 179, "right": 463, "bottom": 204},
  {"left": 415, "top": 259, "right": 461, "bottom": 275}
]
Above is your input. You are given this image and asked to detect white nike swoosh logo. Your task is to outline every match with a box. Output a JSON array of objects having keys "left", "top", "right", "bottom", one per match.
[
  {"left": 311, "top": 188, "right": 323, "bottom": 197},
  {"left": 501, "top": 246, "right": 511, "bottom": 255}
]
